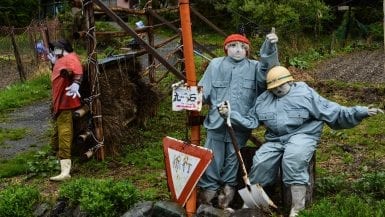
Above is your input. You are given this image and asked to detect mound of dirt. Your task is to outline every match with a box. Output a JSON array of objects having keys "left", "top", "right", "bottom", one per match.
[{"left": 309, "top": 49, "right": 385, "bottom": 83}]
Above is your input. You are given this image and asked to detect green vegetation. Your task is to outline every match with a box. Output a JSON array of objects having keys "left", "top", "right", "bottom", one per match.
[
  {"left": 0, "top": 72, "right": 51, "bottom": 178},
  {"left": 302, "top": 194, "right": 385, "bottom": 217},
  {"left": 0, "top": 128, "right": 27, "bottom": 146},
  {"left": 0, "top": 185, "right": 40, "bottom": 217},
  {"left": 0, "top": 72, "right": 50, "bottom": 113},
  {"left": 59, "top": 178, "right": 140, "bottom": 217},
  {"left": 26, "top": 151, "right": 60, "bottom": 178},
  {"left": 0, "top": 150, "right": 45, "bottom": 178}
]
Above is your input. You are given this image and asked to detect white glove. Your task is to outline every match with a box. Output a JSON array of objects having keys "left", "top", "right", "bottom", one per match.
[
  {"left": 171, "top": 80, "right": 187, "bottom": 89},
  {"left": 266, "top": 27, "right": 278, "bottom": 44},
  {"left": 218, "top": 101, "right": 230, "bottom": 118},
  {"left": 65, "top": 82, "right": 81, "bottom": 99},
  {"left": 47, "top": 53, "right": 57, "bottom": 64},
  {"left": 367, "top": 105, "right": 384, "bottom": 116}
]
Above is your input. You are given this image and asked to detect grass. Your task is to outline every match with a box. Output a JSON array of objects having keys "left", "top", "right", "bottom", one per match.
[
  {"left": 0, "top": 71, "right": 52, "bottom": 178},
  {"left": 0, "top": 72, "right": 51, "bottom": 113},
  {"left": 0, "top": 151, "right": 39, "bottom": 178},
  {"left": 0, "top": 128, "right": 28, "bottom": 147}
]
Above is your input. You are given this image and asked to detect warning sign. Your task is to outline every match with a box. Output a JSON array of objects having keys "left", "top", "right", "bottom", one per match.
[{"left": 163, "top": 136, "right": 213, "bottom": 206}]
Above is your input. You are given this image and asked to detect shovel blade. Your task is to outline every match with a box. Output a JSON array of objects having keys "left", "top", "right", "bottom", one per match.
[
  {"left": 238, "top": 184, "right": 277, "bottom": 210},
  {"left": 250, "top": 184, "right": 277, "bottom": 209},
  {"left": 238, "top": 187, "right": 258, "bottom": 208}
]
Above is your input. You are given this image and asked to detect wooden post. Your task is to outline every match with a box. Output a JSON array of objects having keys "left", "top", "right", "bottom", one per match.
[
  {"left": 28, "top": 26, "right": 38, "bottom": 64},
  {"left": 84, "top": 0, "right": 105, "bottom": 160},
  {"left": 145, "top": 3, "right": 155, "bottom": 82},
  {"left": 10, "top": 27, "right": 26, "bottom": 82},
  {"left": 179, "top": 1, "right": 200, "bottom": 216}
]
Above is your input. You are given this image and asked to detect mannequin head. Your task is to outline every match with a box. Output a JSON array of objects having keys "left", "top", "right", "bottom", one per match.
[
  {"left": 49, "top": 39, "right": 73, "bottom": 57},
  {"left": 224, "top": 34, "right": 250, "bottom": 61},
  {"left": 267, "top": 66, "right": 294, "bottom": 97}
]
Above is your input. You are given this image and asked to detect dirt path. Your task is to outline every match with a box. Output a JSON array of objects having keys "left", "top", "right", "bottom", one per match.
[{"left": 0, "top": 100, "right": 51, "bottom": 159}]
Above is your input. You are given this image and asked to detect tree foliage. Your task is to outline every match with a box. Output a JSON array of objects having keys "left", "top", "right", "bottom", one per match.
[
  {"left": 212, "top": 0, "right": 333, "bottom": 37},
  {"left": 192, "top": 0, "right": 382, "bottom": 42},
  {"left": 0, "top": 0, "right": 39, "bottom": 27}
]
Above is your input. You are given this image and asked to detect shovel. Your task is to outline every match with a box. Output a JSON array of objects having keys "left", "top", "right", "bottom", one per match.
[{"left": 219, "top": 101, "right": 277, "bottom": 211}]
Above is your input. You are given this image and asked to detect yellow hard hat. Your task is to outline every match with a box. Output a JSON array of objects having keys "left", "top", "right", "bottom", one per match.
[{"left": 266, "top": 66, "right": 294, "bottom": 89}]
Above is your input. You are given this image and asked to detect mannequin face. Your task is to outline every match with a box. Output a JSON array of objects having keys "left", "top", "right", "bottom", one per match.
[
  {"left": 271, "top": 82, "right": 291, "bottom": 97},
  {"left": 226, "top": 42, "right": 247, "bottom": 61},
  {"left": 53, "top": 47, "right": 64, "bottom": 56}
]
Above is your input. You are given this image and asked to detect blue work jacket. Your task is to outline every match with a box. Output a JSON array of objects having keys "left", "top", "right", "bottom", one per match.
[
  {"left": 198, "top": 41, "right": 279, "bottom": 140},
  {"left": 230, "top": 82, "right": 369, "bottom": 143}
]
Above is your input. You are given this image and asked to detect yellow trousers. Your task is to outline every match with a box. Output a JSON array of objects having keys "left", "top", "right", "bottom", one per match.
[{"left": 54, "top": 110, "right": 73, "bottom": 159}]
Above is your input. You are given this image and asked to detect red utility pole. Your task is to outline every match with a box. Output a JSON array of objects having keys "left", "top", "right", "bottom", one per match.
[{"left": 179, "top": 0, "right": 200, "bottom": 216}]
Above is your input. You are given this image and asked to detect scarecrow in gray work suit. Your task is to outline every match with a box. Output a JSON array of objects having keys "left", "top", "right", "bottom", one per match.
[
  {"left": 197, "top": 30, "right": 280, "bottom": 210},
  {"left": 219, "top": 66, "right": 384, "bottom": 216}
]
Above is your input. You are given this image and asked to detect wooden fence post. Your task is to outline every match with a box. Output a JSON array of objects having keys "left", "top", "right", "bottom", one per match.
[
  {"left": 85, "top": 0, "right": 105, "bottom": 160},
  {"left": 10, "top": 27, "right": 26, "bottom": 82}
]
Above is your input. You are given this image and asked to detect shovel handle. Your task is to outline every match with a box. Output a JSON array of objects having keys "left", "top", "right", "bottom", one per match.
[{"left": 226, "top": 125, "right": 249, "bottom": 180}]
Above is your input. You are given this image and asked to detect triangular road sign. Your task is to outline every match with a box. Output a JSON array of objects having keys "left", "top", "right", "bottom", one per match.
[{"left": 163, "top": 136, "right": 213, "bottom": 206}]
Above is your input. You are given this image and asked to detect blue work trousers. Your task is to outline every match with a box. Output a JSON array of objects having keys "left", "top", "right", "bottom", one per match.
[{"left": 249, "top": 134, "right": 317, "bottom": 186}]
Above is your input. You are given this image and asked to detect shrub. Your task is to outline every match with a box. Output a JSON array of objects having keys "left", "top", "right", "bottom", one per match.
[
  {"left": 59, "top": 178, "right": 140, "bottom": 217},
  {"left": 0, "top": 185, "right": 40, "bottom": 217}
]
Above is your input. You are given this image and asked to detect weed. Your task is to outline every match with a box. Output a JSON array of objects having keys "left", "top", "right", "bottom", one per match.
[{"left": 26, "top": 151, "right": 59, "bottom": 178}]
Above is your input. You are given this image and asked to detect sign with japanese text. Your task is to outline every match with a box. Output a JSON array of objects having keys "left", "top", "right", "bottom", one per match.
[{"left": 172, "top": 85, "right": 202, "bottom": 111}]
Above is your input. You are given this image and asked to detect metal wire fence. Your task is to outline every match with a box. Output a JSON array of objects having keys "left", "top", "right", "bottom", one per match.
[{"left": 0, "top": 20, "right": 60, "bottom": 89}]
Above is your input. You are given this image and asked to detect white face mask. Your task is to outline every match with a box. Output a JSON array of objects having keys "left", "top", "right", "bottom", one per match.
[
  {"left": 53, "top": 47, "right": 64, "bottom": 56},
  {"left": 226, "top": 42, "right": 247, "bottom": 61},
  {"left": 271, "top": 82, "right": 291, "bottom": 97}
]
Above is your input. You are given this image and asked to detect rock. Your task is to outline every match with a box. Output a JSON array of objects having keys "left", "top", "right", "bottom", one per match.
[
  {"left": 230, "top": 208, "right": 270, "bottom": 217},
  {"left": 195, "top": 204, "right": 230, "bottom": 217},
  {"left": 73, "top": 205, "right": 89, "bottom": 217},
  {"left": 49, "top": 199, "right": 68, "bottom": 217},
  {"left": 152, "top": 201, "right": 186, "bottom": 217},
  {"left": 121, "top": 201, "right": 154, "bottom": 217},
  {"left": 33, "top": 203, "right": 50, "bottom": 217}
]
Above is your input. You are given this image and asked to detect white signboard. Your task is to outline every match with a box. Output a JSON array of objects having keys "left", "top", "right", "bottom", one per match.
[{"left": 172, "top": 85, "right": 202, "bottom": 111}]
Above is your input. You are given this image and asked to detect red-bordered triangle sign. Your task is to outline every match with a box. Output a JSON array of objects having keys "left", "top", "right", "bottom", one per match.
[{"left": 163, "top": 136, "right": 213, "bottom": 206}]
